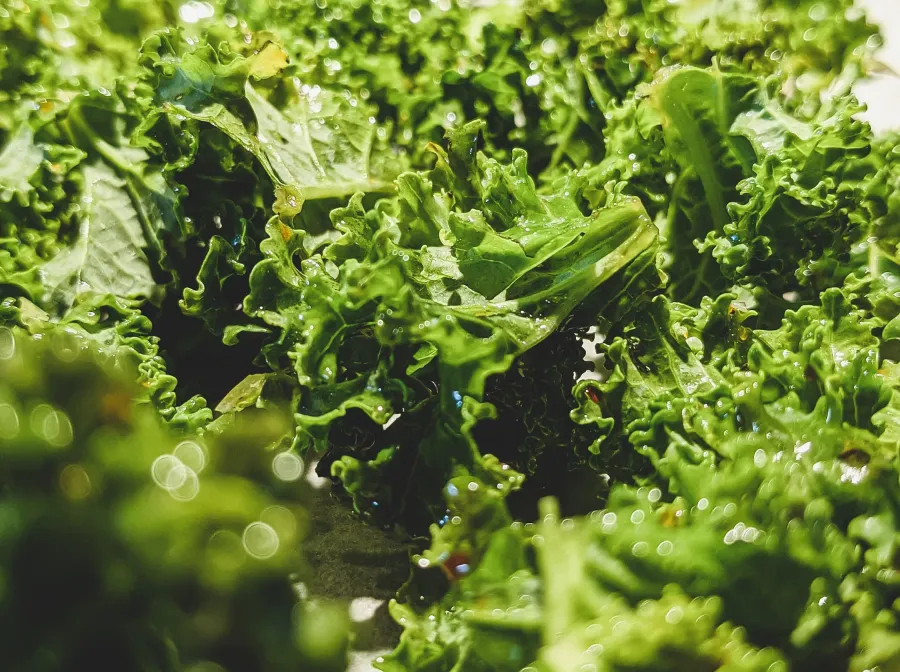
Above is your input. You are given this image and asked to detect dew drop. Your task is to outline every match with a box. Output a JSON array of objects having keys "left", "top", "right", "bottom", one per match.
[
  {"left": 273, "top": 451, "right": 304, "bottom": 481},
  {"left": 0, "top": 327, "right": 15, "bottom": 360},
  {"left": 178, "top": 0, "right": 214, "bottom": 23},
  {"left": 169, "top": 467, "right": 200, "bottom": 501},
  {"left": 174, "top": 440, "right": 207, "bottom": 473},
  {"left": 0, "top": 403, "right": 20, "bottom": 440},
  {"left": 60, "top": 464, "right": 92, "bottom": 500},
  {"left": 243, "top": 522, "right": 280, "bottom": 559},
  {"left": 152, "top": 455, "right": 187, "bottom": 491}
]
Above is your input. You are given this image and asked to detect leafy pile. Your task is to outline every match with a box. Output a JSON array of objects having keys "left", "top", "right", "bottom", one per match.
[
  {"left": 0, "top": 328, "right": 349, "bottom": 670},
  {"left": 1, "top": 0, "right": 899, "bottom": 670}
]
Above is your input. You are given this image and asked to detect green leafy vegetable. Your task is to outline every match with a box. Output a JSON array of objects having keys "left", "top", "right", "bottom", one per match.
[
  {"left": 1, "top": 0, "right": 898, "bottom": 670},
  {"left": 238, "top": 121, "right": 659, "bottom": 530},
  {"left": 0, "top": 328, "right": 348, "bottom": 671}
]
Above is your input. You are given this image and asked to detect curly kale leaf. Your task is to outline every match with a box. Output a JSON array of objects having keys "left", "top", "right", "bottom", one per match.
[
  {"left": 234, "top": 122, "right": 658, "bottom": 531},
  {"left": 378, "top": 474, "right": 788, "bottom": 672},
  {"left": 0, "top": 328, "right": 349, "bottom": 671},
  {"left": 241, "top": 0, "right": 875, "bottom": 181},
  {"left": 0, "top": 83, "right": 187, "bottom": 313},
  {"left": 0, "top": 294, "right": 211, "bottom": 431},
  {"left": 384, "top": 316, "right": 900, "bottom": 668},
  {"left": 605, "top": 65, "right": 873, "bottom": 307},
  {"left": 138, "top": 30, "right": 402, "bottom": 206},
  {"left": 579, "top": 283, "right": 897, "bottom": 476}
]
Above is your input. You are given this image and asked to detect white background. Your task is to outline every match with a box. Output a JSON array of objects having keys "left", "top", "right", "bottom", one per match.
[{"left": 857, "top": 0, "right": 900, "bottom": 133}]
